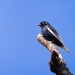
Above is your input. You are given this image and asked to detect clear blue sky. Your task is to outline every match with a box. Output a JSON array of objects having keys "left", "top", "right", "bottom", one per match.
[{"left": 0, "top": 0, "right": 75, "bottom": 75}]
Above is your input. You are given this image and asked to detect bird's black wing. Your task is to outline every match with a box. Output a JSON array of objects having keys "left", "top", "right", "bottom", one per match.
[
  {"left": 46, "top": 25, "right": 62, "bottom": 42},
  {"left": 46, "top": 25, "right": 70, "bottom": 53}
]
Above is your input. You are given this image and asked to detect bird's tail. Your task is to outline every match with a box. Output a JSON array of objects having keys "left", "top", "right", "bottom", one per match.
[{"left": 61, "top": 45, "right": 70, "bottom": 53}]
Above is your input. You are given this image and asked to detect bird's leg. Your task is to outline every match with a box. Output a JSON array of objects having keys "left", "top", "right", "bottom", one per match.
[{"left": 50, "top": 40, "right": 54, "bottom": 43}]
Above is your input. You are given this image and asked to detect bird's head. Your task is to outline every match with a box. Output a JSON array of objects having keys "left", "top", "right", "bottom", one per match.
[{"left": 37, "top": 21, "right": 50, "bottom": 27}]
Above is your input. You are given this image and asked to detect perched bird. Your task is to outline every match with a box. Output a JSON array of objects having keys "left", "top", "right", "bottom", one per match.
[{"left": 37, "top": 21, "right": 70, "bottom": 53}]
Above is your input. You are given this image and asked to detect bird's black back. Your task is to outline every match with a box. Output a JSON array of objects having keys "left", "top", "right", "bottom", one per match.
[{"left": 41, "top": 21, "right": 64, "bottom": 46}]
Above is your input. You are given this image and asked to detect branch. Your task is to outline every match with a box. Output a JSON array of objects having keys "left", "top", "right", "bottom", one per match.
[{"left": 37, "top": 34, "right": 73, "bottom": 75}]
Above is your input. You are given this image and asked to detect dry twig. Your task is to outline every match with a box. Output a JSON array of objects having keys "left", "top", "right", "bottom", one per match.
[{"left": 37, "top": 34, "right": 73, "bottom": 75}]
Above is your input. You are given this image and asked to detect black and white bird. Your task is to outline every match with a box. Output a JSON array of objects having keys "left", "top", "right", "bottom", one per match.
[{"left": 37, "top": 21, "right": 70, "bottom": 53}]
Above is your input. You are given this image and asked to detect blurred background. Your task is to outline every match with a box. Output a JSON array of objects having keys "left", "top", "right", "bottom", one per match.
[{"left": 0, "top": 0, "right": 75, "bottom": 75}]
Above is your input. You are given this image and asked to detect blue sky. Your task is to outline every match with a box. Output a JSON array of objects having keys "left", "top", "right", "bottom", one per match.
[{"left": 0, "top": 0, "right": 75, "bottom": 75}]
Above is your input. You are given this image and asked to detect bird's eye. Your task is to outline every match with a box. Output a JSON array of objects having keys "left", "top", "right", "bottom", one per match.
[{"left": 41, "top": 22, "right": 45, "bottom": 25}]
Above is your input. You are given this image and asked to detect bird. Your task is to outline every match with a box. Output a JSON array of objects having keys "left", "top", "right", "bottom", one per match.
[{"left": 37, "top": 21, "right": 70, "bottom": 53}]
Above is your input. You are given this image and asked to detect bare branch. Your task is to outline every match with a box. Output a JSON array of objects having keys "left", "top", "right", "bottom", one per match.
[{"left": 37, "top": 34, "right": 73, "bottom": 75}]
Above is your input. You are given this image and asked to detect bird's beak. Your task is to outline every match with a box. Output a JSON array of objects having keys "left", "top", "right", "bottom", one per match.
[{"left": 37, "top": 24, "right": 41, "bottom": 26}]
